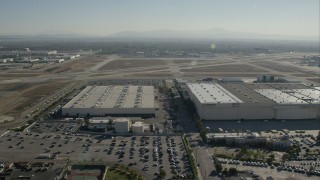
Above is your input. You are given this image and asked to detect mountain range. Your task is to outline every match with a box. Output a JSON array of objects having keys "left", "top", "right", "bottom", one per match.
[
  {"left": 0, "top": 28, "right": 317, "bottom": 41},
  {"left": 108, "top": 28, "right": 318, "bottom": 41}
]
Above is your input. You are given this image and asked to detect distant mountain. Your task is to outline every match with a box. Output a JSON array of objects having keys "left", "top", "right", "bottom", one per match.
[
  {"left": 108, "top": 28, "right": 318, "bottom": 41},
  {"left": 0, "top": 28, "right": 317, "bottom": 41},
  {"left": 0, "top": 33, "right": 99, "bottom": 40}
]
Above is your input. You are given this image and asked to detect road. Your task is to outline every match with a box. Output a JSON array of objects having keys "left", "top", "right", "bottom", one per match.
[{"left": 190, "top": 134, "right": 220, "bottom": 180}]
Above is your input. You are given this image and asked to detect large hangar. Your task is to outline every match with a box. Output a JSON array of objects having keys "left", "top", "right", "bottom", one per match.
[
  {"left": 186, "top": 83, "right": 320, "bottom": 120},
  {"left": 62, "top": 85, "right": 155, "bottom": 117}
]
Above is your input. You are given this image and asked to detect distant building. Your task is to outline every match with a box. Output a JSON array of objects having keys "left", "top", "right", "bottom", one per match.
[
  {"left": 20, "top": 58, "right": 39, "bottom": 63},
  {"left": 257, "top": 74, "right": 275, "bottom": 82},
  {"left": 43, "top": 58, "right": 64, "bottom": 63},
  {"left": 47, "top": 50, "right": 57, "bottom": 55},
  {"left": 136, "top": 51, "right": 144, "bottom": 56},
  {"left": 69, "top": 55, "right": 76, "bottom": 59},
  {"left": 151, "top": 50, "right": 160, "bottom": 57}
]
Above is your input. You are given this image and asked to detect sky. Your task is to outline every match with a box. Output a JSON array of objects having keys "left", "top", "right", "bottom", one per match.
[{"left": 0, "top": 0, "right": 319, "bottom": 37}]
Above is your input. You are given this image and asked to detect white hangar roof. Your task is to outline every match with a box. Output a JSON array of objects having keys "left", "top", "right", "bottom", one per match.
[
  {"left": 63, "top": 85, "right": 154, "bottom": 109},
  {"left": 187, "top": 83, "right": 243, "bottom": 104}
]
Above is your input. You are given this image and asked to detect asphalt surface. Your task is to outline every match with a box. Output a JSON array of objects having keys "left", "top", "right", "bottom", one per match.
[{"left": 0, "top": 130, "right": 192, "bottom": 179}]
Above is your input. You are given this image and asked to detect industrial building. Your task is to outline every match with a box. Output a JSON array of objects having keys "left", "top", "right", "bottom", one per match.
[
  {"left": 86, "top": 117, "right": 146, "bottom": 133},
  {"left": 87, "top": 118, "right": 111, "bottom": 130},
  {"left": 43, "top": 58, "right": 64, "bottom": 63},
  {"left": 132, "top": 122, "right": 145, "bottom": 133},
  {"left": 114, "top": 118, "right": 131, "bottom": 133},
  {"left": 186, "top": 83, "right": 320, "bottom": 120},
  {"left": 206, "top": 132, "right": 291, "bottom": 149},
  {"left": 206, "top": 132, "right": 266, "bottom": 145},
  {"left": 62, "top": 85, "right": 155, "bottom": 117}
]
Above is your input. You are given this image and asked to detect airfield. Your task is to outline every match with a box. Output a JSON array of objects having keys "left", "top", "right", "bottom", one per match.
[{"left": 0, "top": 52, "right": 319, "bottom": 133}]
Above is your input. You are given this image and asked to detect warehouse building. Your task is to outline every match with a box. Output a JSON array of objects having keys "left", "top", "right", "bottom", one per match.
[
  {"left": 114, "top": 118, "right": 131, "bottom": 133},
  {"left": 62, "top": 85, "right": 155, "bottom": 117},
  {"left": 87, "top": 118, "right": 111, "bottom": 130},
  {"left": 206, "top": 132, "right": 266, "bottom": 145},
  {"left": 132, "top": 122, "right": 145, "bottom": 133},
  {"left": 206, "top": 132, "right": 291, "bottom": 149},
  {"left": 186, "top": 83, "right": 320, "bottom": 120}
]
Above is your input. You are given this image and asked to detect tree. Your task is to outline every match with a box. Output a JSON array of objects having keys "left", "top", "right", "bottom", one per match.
[
  {"left": 159, "top": 169, "right": 166, "bottom": 179},
  {"left": 215, "top": 163, "right": 223, "bottom": 173},
  {"left": 269, "top": 154, "right": 275, "bottom": 159},
  {"left": 108, "top": 119, "right": 113, "bottom": 128},
  {"left": 84, "top": 119, "right": 89, "bottom": 126},
  {"left": 317, "top": 131, "right": 320, "bottom": 142},
  {"left": 222, "top": 168, "right": 228, "bottom": 175},
  {"left": 229, "top": 167, "right": 238, "bottom": 176},
  {"left": 267, "top": 154, "right": 275, "bottom": 165},
  {"left": 281, "top": 153, "right": 288, "bottom": 164},
  {"left": 305, "top": 148, "right": 310, "bottom": 153},
  {"left": 309, "top": 165, "right": 315, "bottom": 171}
]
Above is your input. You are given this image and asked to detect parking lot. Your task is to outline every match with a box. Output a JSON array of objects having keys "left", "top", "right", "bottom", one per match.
[
  {"left": 29, "top": 121, "right": 81, "bottom": 134},
  {"left": 206, "top": 130, "right": 320, "bottom": 179},
  {"left": 0, "top": 161, "right": 62, "bottom": 180},
  {"left": 219, "top": 158, "right": 320, "bottom": 180},
  {"left": 0, "top": 130, "right": 193, "bottom": 179},
  {"left": 143, "top": 88, "right": 178, "bottom": 134}
]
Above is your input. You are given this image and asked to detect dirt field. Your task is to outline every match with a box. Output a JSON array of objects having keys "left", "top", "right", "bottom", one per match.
[
  {"left": 307, "top": 78, "right": 320, "bottom": 83},
  {"left": 252, "top": 62, "right": 297, "bottom": 72},
  {"left": 124, "top": 72, "right": 174, "bottom": 77},
  {"left": 180, "top": 64, "right": 267, "bottom": 72},
  {"left": 291, "top": 73, "right": 315, "bottom": 77},
  {"left": 185, "top": 72, "right": 284, "bottom": 76},
  {"left": 44, "top": 55, "right": 105, "bottom": 74},
  {"left": 0, "top": 81, "right": 68, "bottom": 123},
  {"left": 99, "top": 59, "right": 167, "bottom": 70},
  {"left": 253, "top": 62, "right": 319, "bottom": 77},
  {"left": 0, "top": 73, "right": 42, "bottom": 80}
]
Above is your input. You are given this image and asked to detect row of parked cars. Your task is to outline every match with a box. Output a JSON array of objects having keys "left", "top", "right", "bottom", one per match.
[
  {"left": 166, "top": 136, "right": 194, "bottom": 179},
  {"left": 216, "top": 158, "right": 268, "bottom": 167},
  {"left": 277, "top": 165, "right": 320, "bottom": 176},
  {"left": 242, "top": 161, "right": 269, "bottom": 167},
  {"left": 290, "top": 156, "right": 318, "bottom": 161}
]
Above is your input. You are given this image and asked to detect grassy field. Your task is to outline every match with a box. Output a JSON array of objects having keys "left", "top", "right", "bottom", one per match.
[
  {"left": 105, "top": 164, "right": 144, "bottom": 180},
  {"left": 105, "top": 169, "right": 128, "bottom": 180},
  {"left": 0, "top": 81, "right": 68, "bottom": 122}
]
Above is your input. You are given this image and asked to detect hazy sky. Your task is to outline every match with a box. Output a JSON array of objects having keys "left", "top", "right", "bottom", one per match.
[{"left": 0, "top": 0, "right": 319, "bottom": 37}]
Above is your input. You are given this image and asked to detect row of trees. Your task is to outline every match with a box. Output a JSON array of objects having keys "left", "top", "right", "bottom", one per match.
[
  {"left": 184, "top": 99, "right": 207, "bottom": 141},
  {"left": 182, "top": 135, "right": 198, "bottom": 179},
  {"left": 215, "top": 163, "right": 238, "bottom": 176}
]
